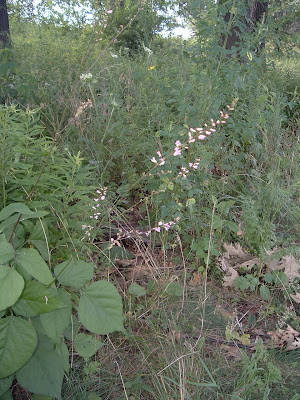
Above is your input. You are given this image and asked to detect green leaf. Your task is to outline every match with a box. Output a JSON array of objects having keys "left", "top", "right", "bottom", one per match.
[
  {"left": 74, "top": 333, "right": 102, "bottom": 359},
  {"left": 165, "top": 282, "right": 183, "bottom": 297},
  {"left": 12, "top": 281, "right": 64, "bottom": 317},
  {"left": 0, "top": 203, "right": 33, "bottom": 221},
  {"left": 212, "top": 215, "right": 223, "bottom": 230},
  {"left": 264, "top": 272, "right": 274, "bottom": 284},
  {"left": 64, "top": 316, "right": 80, "bottom": 341},
  {"left": 40, "top": 289, "right": 72, "bottom": 343},
  {"left": 54, "top": 259, "right": 94, "bottom": 289},
  {"left": 55, "top": 341, "right": 70, "bottom": 374},
  {"left": 0, "top": 214, "right": 19, "bottom": 234},
  {"left": 16, "top": 248, "right": 53, "bottom": 286},
  {"left": 260, "top": 285, "right": 271, "bottom": 301},
  {"left": 0, "top": 235, "right": 14, "bottom": 264},
  {"left": 0, "top": 389, "right": 13, "bottom": 399},
  {"left": 30, "top": 220, "right": 48, "bottom": 241},
  {"left": 216, "top": 200, "right": 235, "bottom": 215},
  {"left": 233, "top": 276, "right": 250, "bottom": 291},
  {"left": 128, "top": 282, "right": 146, "bottom": 297},
  {"left": 78, "top": 281, "right": 124, "bottom": 335},
  {"left": 32, "top": 395, "right": 53, "bottom": 400},
  {"left": 0, "top": 316, "right": 37, "bottom": 379},
  {"left": 108, "top": 246, "right": 135, "bottom": 261},
  {"left": 273, "top": 271, "right": 288, "bottom": 285},
  {"left": 0, "top": 265, "right": 24, "bottom": 311},
  {"left": 0, "top": 375, "right": 13, "bottom": 397},
  {"left": 16, "top": 336, "right": 64, "bottom": 399}
]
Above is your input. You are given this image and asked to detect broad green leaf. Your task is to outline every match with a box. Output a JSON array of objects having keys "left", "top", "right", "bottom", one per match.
[
  {"left": 74, "top": 333, "right": 102, "bottom": 360},
  {"left": 30, "top": 240, "right": 49, "bottom": 261},
  {"left": 0, "top": 389, "right": 13, "bottom": 399},
  {"left": 64, "top": 315, "right": 80, "bottom": 341},
  {"left": 260, "top": 285, "right": 271, "bottom": 301},
  {"left": 16, "top": 336, "right": 64, "bottom": 399},
  {"left": 16, "top": 248, "right": 53, "bottom": 285},
  {"left": 0, "top": 375, "right": 13, "bottom": 397},
  {"left": 32, "top": 395, "right": 53, "bottom": 400},
  {"left": 128, "top": 282, "right": 146, "bottom": 297},
  {"left": 0, "top": 316, "right": 37, "bottom": 379},
  {"left": 0, "top": 203, "right": 33, "bottom": 221},
  {"left": 108, "top": 246, "right": 135, "bottom": 261},
  {"left": 30, "top": 220, "right": 48, "bottom": 241},
  {"left": 0, "top": 265, "right": 24, "bottom": 311},
  {"left": 30, "top": 221, "right": 49, "bottom": 261},
  {"left": 40, "top": 289, "right": 72, "bottom": 343},
  {"left": 165, "top": 282, "right": 183, "bottom": 297},
  {"left": 0, "top": 235, "right": 14, "bottom": 264},
  {"left": 78, "top": 281, "right": 124, "bottom": 335},
  {"left": 0, "top": 214, "right": 19, "bottom": 234},
  {"left": 13, "top": 281, "right": 64, "bottom": 317},
  {"left": 54, "top": 259, "right": 94, "bottom": 289},
  {"left": 55, "top": 342, "right": 70, "bottom": 374}
]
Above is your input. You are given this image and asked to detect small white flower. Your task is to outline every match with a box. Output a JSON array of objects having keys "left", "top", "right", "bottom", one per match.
[{"left": 80, "top": 73, "right": 93, "bottom": 82}]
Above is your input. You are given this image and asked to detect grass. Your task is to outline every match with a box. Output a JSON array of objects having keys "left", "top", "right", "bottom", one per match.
[{"left": 1, "top": 14, "right": 299, "bottom": 400}]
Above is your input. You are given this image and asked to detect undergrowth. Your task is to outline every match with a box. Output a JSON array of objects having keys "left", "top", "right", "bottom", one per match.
[{"left": 0, "top": 7, "right": 299, "bottom": 400}]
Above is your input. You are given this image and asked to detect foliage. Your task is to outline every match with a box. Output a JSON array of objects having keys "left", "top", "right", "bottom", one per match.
[
  {"left": 1, "top": 1, "right": 299, "bottom": 397},
  {"left": 0, "top": 107, "right": 125, "bottom": 398}
]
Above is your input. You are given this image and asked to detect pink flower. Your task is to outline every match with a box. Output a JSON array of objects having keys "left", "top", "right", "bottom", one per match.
[
  {"left": 107, "top": 9, "right": 113, "bottom": 14},
  {"left": 198, "top": 135, "right": 206, "bottom": 140},
  {"left": 173, "top": 148, "right": 181, "bottom": 156},
  {"left": 151, "top": 157, "right": 157, "bottom": 164},
  {"left": 188, "top": 132, "right": 196, "bottom": 143}
]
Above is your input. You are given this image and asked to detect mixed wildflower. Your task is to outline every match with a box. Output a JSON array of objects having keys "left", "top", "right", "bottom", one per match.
[{"left": 150, "top": 100, "right": 237, "bottom": 178}]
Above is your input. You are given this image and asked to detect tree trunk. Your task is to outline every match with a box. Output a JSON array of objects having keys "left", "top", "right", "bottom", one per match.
[
  {"left": 220, "top": 0, "right": 268, "bottom": 57},
  {"left": 0, "top": 0, "right": 10, "bottom": 48}
]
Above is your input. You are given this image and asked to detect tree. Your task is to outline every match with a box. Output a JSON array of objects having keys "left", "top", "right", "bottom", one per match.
[
  {"left": 220, "top": 0, "right": 268, "bottom": 57},
  {"left": 0, "top": 0, "right": 10, "bottom": 47}
]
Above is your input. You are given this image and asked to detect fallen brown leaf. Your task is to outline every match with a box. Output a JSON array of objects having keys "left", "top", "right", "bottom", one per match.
[
  {"left": 267, "top": 324, "right": 300, "bottom": 351},
  {"left": 266, "top": 254, "right": 300, "bottom": 282},
  {"left": 290, "top": 292, "right": 300, "bottom": 303},
  {"left": 221, "top": 344, "right": 242, "bottom": 360},
  {"left": 223, "top": 267, "right": 239, "bottom": 287}
]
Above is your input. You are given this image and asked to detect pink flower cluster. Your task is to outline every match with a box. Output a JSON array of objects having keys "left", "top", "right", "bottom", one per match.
[
  {"left": 178, "top": 159, "right": 200, "bottom": 178},
  {"left": 90, "top": 187, "right": 107, "bottom": 220},
  {"left": 141, "top": 217, "right": 180, "bottom": 237},
  {"left": 82, "top": 187, "right": 107, "bottom": 239},
  {"left": 150, "top": 101, "right": 237, "bottom": 175},
  {"left": 151, "top": 151, "right": 165, "bottom": 166}
]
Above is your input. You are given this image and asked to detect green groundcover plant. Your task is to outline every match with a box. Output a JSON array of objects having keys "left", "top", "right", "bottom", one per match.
[
  {"left": 0, "top": 105, "right": 126, "bottom": 399},
  {"left": 0, "top": 202, "right": 125, "bottom": 399}
]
